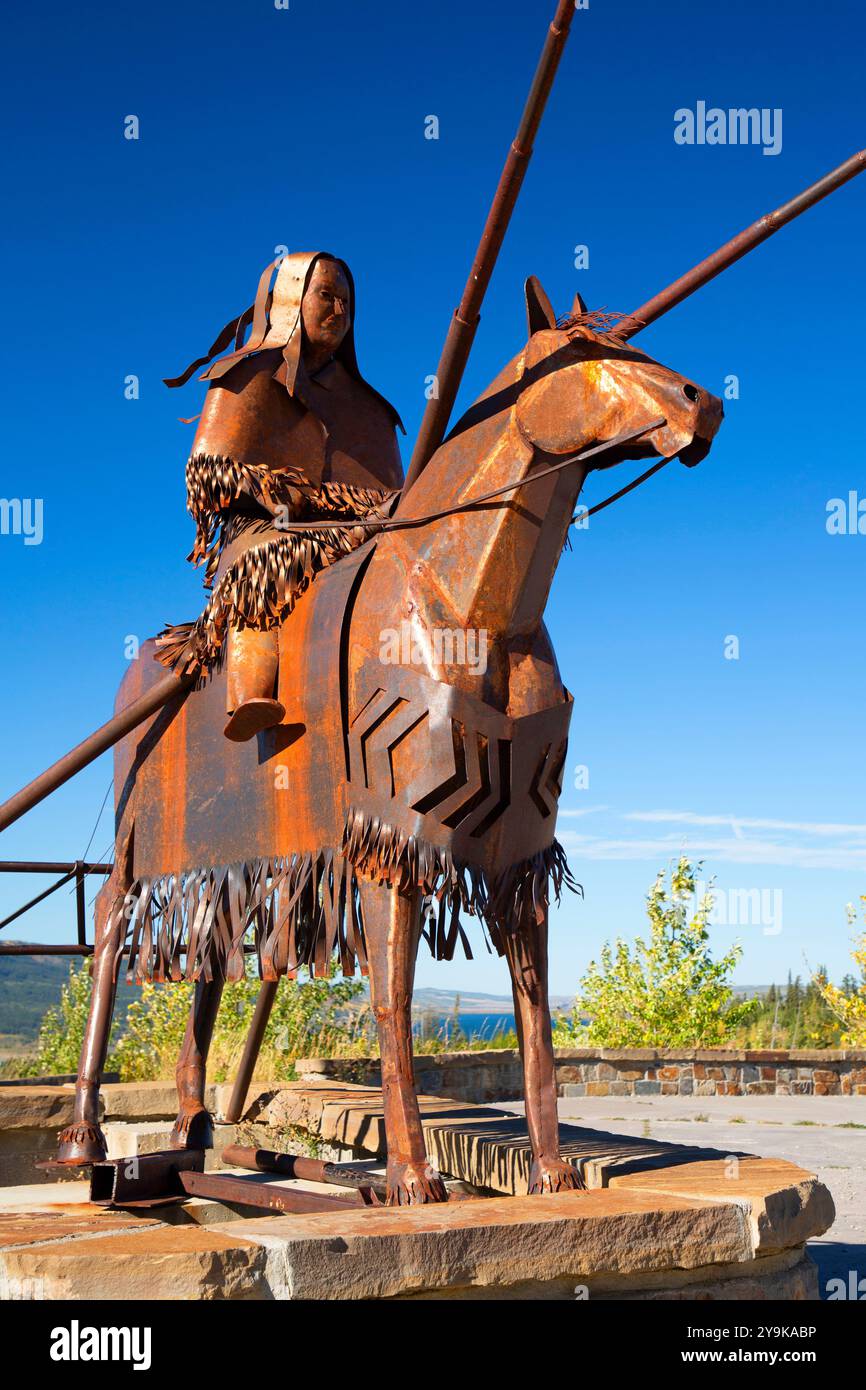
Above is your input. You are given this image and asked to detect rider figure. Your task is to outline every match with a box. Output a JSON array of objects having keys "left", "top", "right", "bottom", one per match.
[{"left": 159, "top": 252, "right": 404, "bottom": 740}]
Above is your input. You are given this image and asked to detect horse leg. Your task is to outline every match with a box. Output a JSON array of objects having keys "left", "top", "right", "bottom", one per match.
[
  {"left": 357, "top": 878, "right": 448, "bottom": 1205},
  {"left": 56, "top": 870, "right": 128, "bottom": 1164},
  {"left": 169, "top": 976, "right": 225, "bottom": 1149},
  {"left": 502, "top": 909, "right": 584, "bottom": 1194}
]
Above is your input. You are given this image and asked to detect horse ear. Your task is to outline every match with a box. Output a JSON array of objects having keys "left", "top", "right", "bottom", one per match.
[
  {"left": 525, "top": 276, "right": 557, "bottom": 336},
  {"left": 571, "top": 290, "right": 588, "bottom": 317}
]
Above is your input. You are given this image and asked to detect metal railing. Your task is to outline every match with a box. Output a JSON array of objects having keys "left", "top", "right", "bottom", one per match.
[{"left": 0, "top": 861, "right": 112, "bottom": 956}]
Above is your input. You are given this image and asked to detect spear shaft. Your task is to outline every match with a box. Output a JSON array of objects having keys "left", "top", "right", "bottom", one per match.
[
  {"left": 1, "top": 158, "right": 863, "bottom": 833},
  {"left": 623, "top": 149, "right": 866, "bottom": 339},
  {"left": 402, "top": 0, "right": 577, "bottom": 494},
  {"left": 0, "top": 673, "right": 192, "bottom": 835}
]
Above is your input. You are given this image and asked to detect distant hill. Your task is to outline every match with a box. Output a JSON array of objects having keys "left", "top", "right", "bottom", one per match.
[
  {"left": 0, "top": 955, "right": 772, "bottom": 1046},
  {"left": 0, "top": 948, "right": 141, "bottom": 1042},
  {"left": 0, "top": 967, "right": 571, "bottom": 1042},
  {"left": 412, "top": 987, "right": 573, "bottom": 1015}
]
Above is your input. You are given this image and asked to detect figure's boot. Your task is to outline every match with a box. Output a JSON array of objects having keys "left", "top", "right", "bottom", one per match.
[
  {"left": 223, "top": 625, "right": 285, "bottom": 742},
  {"left": 169, "top": 976, "right": 224, "bottom": 1149},
  {"left": 356, "top": 878, "right": 448, "bottom": 1205},
  {"left": 56, "top": 877, "right": 126, "bottom": 1164}
]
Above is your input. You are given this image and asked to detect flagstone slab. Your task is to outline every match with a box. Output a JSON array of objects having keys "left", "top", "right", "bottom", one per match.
[
  {"left": 0, "top": 1081, "right": 835, "bottom": 1299},
  {"left": 608, "top": 1157, "right": 836, "bottom": 1256},
  {"left": 0, "top": 1087, "right": 80, "bottom": 1130},
  {"left": 0, "top": 1219, "right": 266, "bottom": 1300}
]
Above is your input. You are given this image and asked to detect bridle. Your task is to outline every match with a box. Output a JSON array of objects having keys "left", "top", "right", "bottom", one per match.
[{"left": 264, "top": 417, "right": 671, "bottom": 535}]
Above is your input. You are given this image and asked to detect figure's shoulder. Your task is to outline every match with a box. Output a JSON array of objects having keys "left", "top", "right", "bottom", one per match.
[{"left": 332, "top": 361, "right": 405, "bottom": 437}]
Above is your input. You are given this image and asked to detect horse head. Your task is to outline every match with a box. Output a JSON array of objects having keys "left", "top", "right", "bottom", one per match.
[
  {"left": 361, "top": 276, "right": 724, "bottom": 707},
  {"left": 516, "top": 276, "right": 723, "bottom": 469}
]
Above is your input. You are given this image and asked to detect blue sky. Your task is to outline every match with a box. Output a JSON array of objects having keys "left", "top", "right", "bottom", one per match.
[{"left": 0, "top": 0, "right": 863, "bottom": 996}]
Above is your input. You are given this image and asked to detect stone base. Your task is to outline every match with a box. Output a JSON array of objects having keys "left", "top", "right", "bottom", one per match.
[{"left": 0, "top": 1081, "right": 835, "bottom": 1300}]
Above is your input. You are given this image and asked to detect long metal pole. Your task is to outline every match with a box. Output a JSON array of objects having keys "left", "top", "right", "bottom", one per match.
[
  {"left": 178, "top": 1169, "right": 370, "bottom": 1214},
  {"left": 221, "top": 1145, "right": 388, "bottom": 1199},
  {"left": 223, "top": 979, "right": 280, "bottom": 1123},
  {"left": 0, "top": 861, "right": 113, "bottom": 874},
  {"left": 0, "top": 672, "right": 193, "bottom": 835},
  {"left": 0, "top": 943, "right": 94, "bottom": 957},
  {"left": 623, "top": 149, "right": 866, "bottom": 339},
  {"left": 1, "top": 155, "right": 862, "bottom": 836},
  {"left": 401, "top": 0, "right": 576, "bottom": 494}
]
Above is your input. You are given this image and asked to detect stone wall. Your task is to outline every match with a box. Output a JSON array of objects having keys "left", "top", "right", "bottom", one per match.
[{"left": 296, "top": 1048, "right": 866, "bottom": 1102}]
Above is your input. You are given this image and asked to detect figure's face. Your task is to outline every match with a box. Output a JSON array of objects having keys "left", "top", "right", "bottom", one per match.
[{"left": 301, "top": 258, "right": 351, "bottom": 356}]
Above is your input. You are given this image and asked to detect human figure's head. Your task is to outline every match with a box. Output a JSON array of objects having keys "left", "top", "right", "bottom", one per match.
[{"left": 301, "top": 256, "right": 352, "bottom": 372}]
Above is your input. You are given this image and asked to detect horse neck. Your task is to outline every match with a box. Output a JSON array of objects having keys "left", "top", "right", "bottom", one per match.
[{"left": 391, "top": 352, "right": 586, "bottom": 643}]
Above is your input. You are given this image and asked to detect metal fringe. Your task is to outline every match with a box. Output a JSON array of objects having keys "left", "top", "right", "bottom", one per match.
[
  {"left": 342, "top": 806, "right": 581, "bottom": 959},
  {"left": 154, "top": 525, "right": 369, "bottom": 678},
  {"left": 184, "top": 451, "right": 398, "bottom": 583},
  {"left": 117, "top": 811, "right": 580, "bottom": 982}
]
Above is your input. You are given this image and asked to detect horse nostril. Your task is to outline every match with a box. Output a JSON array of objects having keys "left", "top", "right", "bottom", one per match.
[{"left": 683, "top": 384, "right": 701, "bottom": 404}]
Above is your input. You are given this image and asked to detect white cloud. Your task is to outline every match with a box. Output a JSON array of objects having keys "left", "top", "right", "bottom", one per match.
[
  {"left": 559, "top": 829, "right": 866, "bottom": 871},
  {"left": 624, "top": 810, "right": 866, "bottom": 839}
]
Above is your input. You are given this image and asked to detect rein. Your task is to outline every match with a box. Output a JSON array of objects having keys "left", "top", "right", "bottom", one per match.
[{"left": 266, "top": 417, "right": 670, "bottom": 535}]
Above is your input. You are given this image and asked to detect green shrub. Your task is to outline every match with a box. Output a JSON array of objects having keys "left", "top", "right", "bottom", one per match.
[
  {"left": 114, "top": 965, "right": 370, "bottom": 1082},
  {"left": 554, "top": 858, "right": 758, "bottom": 1048},
  {"left": 23, "top": 960, "right": 108, "bottom": 1076}
]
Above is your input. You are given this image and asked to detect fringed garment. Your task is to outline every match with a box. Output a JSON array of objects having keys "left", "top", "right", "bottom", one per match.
[
  {"left": 117, "top": 808, "right": 579, "bottom": 984},
  {"left": 118, "top": 533, "right": 580, "bottom": 984},
  {"left": 155, "top": 452, "right": 399, "bottom": 679}
]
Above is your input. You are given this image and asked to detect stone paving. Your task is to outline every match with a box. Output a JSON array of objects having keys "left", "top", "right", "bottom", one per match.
[{"left": 0, "top": 1082, "right": 836, "bottom": 1300}]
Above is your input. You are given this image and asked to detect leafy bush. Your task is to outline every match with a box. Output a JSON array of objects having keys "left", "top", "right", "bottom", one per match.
[
  {"left": 113, "top": 965, "right": 370, "bottom": 1082},
  {"left": 554, "top": 858, "right": 758, "bottom": 1048},
  {"left": 24, "top": 959, "right": 112, "bottom": 1075},
  {"left": 19, "top": 958, "right": 371, "bottom": 1082},
  {"left": 814, "top": 896, "right": 866, "bottom": 1046},
  {"left": 732, "top": 972, "right": 841, "bottom": 1049}
]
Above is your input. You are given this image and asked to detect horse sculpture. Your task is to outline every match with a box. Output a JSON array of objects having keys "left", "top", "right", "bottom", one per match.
[{"left": 56, "top": 276, "right": 722, "bottom": 1204}]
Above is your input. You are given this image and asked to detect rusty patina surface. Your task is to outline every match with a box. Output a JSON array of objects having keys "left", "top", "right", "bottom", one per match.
[
  {"left": 57, "top": 273, "right": 722, "bottom": 1202},
  {"left": 158, "top": 251, "right": 403, "bottom": 743}
]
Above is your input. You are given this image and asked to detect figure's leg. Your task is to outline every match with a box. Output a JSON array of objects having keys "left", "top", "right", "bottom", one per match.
[
  {"left": 356, "top": 878, "right": 448, "bottom": 1205},
  {"left": 502, "top": 909, "right": 584, "bottom": 1194},
  {"left": 223, "top": 625, "right": 285, "bottom": 742},
  {"left": 56, "top": 872, "right": 128, "bottom": 1164},
  {"left": 169, "top": 976, "right": 225, "bottom": 1149}
]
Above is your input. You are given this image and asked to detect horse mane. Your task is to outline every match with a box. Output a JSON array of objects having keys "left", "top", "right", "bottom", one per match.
[{"left": 556, "top": 307, "right": 646, "bottom": 343}]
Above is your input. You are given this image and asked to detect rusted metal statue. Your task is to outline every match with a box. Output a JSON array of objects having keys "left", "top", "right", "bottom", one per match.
[
  {"left": 53, "top": 265, "right": 722, "bottom": 1200},
  {"left": 0, "top": 0, "right": 861, "bottom": 1207}
]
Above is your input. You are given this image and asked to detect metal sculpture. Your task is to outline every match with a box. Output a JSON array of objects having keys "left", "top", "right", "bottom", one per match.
[
  {"left": 51, "top": 276, "right": 722, "bottom": 1201},
  {"left": 0, "top": 0, "right": 861, "bottom": 1207}
]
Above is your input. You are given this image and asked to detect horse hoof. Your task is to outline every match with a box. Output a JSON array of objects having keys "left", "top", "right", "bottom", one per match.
[
  {"left": 386, "top": 1160, "right": 449, "bottom": 1206},
  {"left": 55, "top": 1123, "right": 107, "bottom": 1165},
  {"left": 529, "top": 1159, "right": 584, "bottom": 1194},
  {"left": 224, "top": 699, "right": 286, "bottom": 742},
  {"left": 169, "top": 1108, "right": 213, "bottom": 1150}
]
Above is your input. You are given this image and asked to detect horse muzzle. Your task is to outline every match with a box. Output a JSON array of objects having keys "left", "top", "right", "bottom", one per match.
[{"left": 677, "top": 387, "right": 724, "bottom": 467}]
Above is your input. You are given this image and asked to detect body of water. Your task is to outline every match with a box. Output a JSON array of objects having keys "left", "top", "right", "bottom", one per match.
[{"left": 413, "top": 1011, "right": 517, "bottom": 1042}]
